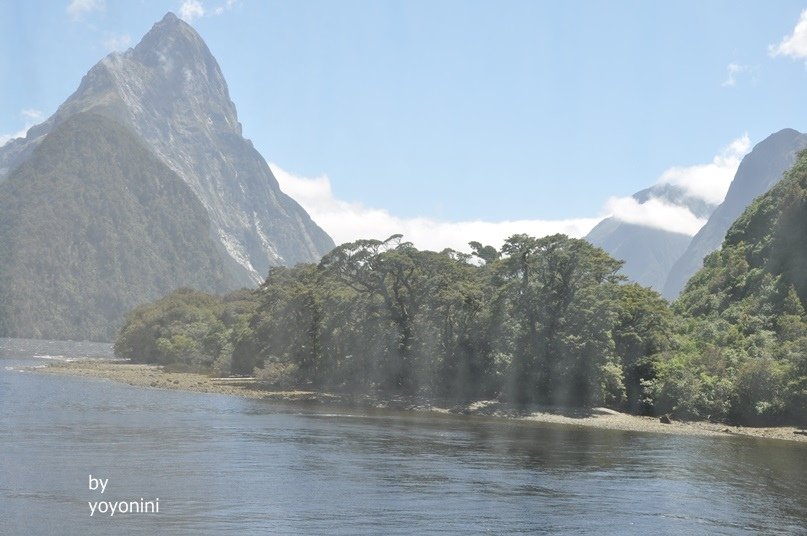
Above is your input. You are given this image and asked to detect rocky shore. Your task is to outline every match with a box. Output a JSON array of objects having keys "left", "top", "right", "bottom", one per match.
[{"left": 33, "top": 360, "right": 807, "bottom": 443}]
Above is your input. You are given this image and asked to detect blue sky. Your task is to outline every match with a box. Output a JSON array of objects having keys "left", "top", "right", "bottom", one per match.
[{"left": 3, "top": 1, "right": 807, "bottom": 249}]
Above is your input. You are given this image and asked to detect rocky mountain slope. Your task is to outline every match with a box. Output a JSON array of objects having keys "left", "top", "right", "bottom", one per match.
[
  {"left": 677, "top": 145, "right": 807, "bottom": 313},
  {"left": 589, "top": 129, "right": 807, "bottom": 300},
  {"left": 0, "top": 12, "right": 334, "bottom": 285},
  {"left": 0, "top": 12, "right": 334, "bottom": 340},
  {"left": 663, "top": 129, "right": 807, "bottom": 299},
  {"left": 0, "top": 113, "right": 239, "bottom": 340}
]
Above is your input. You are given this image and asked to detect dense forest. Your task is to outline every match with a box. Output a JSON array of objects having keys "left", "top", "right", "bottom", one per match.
[
  {"left": 0, "top": 113, "right": 240, "bottom": 341},
  {"left": 115, "top": 152, "right": 807, "bottom": 427},
  {"left": 665, "top": 150, "right": 807, "bottom": 425}
]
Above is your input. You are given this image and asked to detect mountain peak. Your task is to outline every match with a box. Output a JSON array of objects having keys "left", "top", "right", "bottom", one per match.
[
  {"left": 160, "top": 11, "right": 180, "bottom": 23},
  {"left": 0, "top": 10, "right": 335, "bottom": 303},
  {"left": 770, "top": 127, "right": 801, "bottom": 138},
  {"left": 133, "top": 11, "right": 211, "bottom": 70}
]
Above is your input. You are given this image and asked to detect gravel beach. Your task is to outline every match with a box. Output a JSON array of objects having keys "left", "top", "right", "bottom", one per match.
[{"left": 33, "top": 359, "right": 807, "bottom": 443}]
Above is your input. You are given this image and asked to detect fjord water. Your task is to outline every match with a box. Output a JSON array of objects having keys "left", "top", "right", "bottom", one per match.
[{"left": 1, "top": 339, "right": 805, "bottom": 535}]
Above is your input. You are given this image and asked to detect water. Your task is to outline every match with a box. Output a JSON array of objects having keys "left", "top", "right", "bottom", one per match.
[{"left": 0, "top": 339, "right": 805, "bottom": 535}]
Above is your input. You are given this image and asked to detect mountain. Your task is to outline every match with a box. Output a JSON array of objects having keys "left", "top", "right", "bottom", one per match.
[
  {"left": 663, "top": 129, "right": 807, "bottom": 299},
  {"left": 0, "top": 113, "right": 238, "bottom": 340},
  {"left": 669, "top": 148, "right": 807, "bottom": 424},
  {"left": 586, "top": 221, "right": 691, "bottom": 292},
  {"left": 677, "top": 146, "right": 807, "bottom": 314},
  {"left": 0, "top": 12, "right": 335, "bottom": 340},
  {"left": 0, "top": 12, "right": 334, "bottom": 284},
  {"left": 588, "top": 129, "right": 807, "bottom": 299},
  {"left": 586, "top": 183, "right": 716, "bottom": 293}
]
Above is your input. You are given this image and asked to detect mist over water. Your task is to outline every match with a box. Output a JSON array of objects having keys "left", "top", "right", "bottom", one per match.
[{"left": 1, "top": 339, "right": 805, "bottom": 535}]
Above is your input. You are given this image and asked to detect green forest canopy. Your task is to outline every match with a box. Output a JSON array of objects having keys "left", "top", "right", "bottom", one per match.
[
  {"left": 117, "top": 234, "right": 667, "bottom": 410},
  {"left": 115, "top": 150, "right": 807, "bottom": 427}
]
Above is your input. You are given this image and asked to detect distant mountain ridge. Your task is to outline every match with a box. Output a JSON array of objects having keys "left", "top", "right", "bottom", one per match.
[
  {"left": 586, "top": 181, "right": 718, "bottom": 293},
  {"left": 663, "top": 128, "right": 807, "bottom": 298},
  {"left": 588, "top": 129, "right": 807, "bottom": 300},
  {"left": 0, "top": 12, "right": 334, "bottom": 340}
]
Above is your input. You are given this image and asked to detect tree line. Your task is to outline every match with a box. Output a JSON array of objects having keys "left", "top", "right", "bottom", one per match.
[
  {"left": 115, "top": 232, "right": 805, "bottom": 425},
  {"left": 116, "top": 234, "right": 673, "bottom": 411}
]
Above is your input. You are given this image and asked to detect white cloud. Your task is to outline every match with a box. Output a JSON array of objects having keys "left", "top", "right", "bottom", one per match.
[
  {"left": 0, "top": 109, "right": 45, "bottom": 148},
  {"left": 655, "top": 134, "right": 749, "bottom": 205},
  {"left": 270, "top": 163, "right": 601, "bottom": 252},
  {"left": 214, "top": 0, "right": 238, "bottom": 15},
  {"left": 722, "top": 62, "right": 747, "bottom": 87},
  {"left": 179, "top": 0, "right": 205, "bottom": 22},
  {"left": 604, "top": 196, "right": 707, "bottom": 236},
  {"left": 770, "top": 9, "right": 807, "bottom": 58},
  {"left": 20, "top": 109, "right": 44, "bottom": 122},
  {"left": 272, "top": 133, "right": 750, "bottom": 246},
  {"left": 179, "top": 0, "right": 236, "bottom": 22},
  {"left": 103, "top": 33, "right": 132, "bottom": 52},
  {"left": 603, "top": 135, "right": 750, "bottom": 235},
  {"left": 66, "top": 0, "right": 105, "bottom": 20}
]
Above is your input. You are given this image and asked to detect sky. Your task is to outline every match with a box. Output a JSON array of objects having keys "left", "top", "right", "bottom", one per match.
[{"left": 3, "top": 1, "right": 807, "bottom": 251}]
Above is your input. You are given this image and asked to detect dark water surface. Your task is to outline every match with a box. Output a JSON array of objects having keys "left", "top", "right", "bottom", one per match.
[{"left": 1, "top": 338, "right": 805, "bottom": 535}]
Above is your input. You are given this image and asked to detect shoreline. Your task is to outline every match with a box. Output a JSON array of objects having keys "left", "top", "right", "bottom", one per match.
[{"left": 31, "top": 359, "right": 807, "bottom": 443}]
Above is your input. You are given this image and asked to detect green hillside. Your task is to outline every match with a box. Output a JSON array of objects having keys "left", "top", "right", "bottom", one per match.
[
  {"left": 659, "top": 151, "right": 807, "bottom": 424},
  {"left": 0, "top": 113, "right": 241, "bottom": 341}
]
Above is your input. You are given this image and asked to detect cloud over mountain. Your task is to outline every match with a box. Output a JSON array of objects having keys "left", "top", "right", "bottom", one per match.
[
  {"left": 603, "top": 196, "right": 706, "bottom": 236},
  {"left": 271, "top": 163, "right": 601, "bottom": 252},
  {"left": 603, "top": 135, "right": 749, "bottom": 235}
]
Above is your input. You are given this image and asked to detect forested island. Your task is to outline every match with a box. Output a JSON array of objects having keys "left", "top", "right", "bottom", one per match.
[{"left": 114, "top": 152, "right": 807, "bottom": 428}]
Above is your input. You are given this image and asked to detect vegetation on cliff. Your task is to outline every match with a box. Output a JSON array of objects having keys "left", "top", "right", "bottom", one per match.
[
  {"left": 0, "top": 113, "right": 237, "bottom": 341},
  {"left": 654, "top": 150, "right": 807, "bottom": 425}
]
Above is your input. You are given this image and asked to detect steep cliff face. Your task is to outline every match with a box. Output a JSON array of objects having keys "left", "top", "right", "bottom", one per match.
[
  {"left": 0, "top": 12, "right": 334, "bottom": 286},
  {"left": 664, "top": 129, "right": 807, "bottom": 299}
]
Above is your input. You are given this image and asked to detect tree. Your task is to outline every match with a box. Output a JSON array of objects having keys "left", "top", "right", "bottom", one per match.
[
  {"left": 498, "top": 234, "right": 624, "bottom": 405},
  {"left": 613, "top": 284, "right": 673, "bottom": 412},
  {"left": 232, "top": 265, "right": 323, "bottom": 380},
  {"left": 469, "top": 241, "right": 499, "bottom": 264},
  {"left": 320, "top": 235, "right": 427, "bottom": 392}
]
